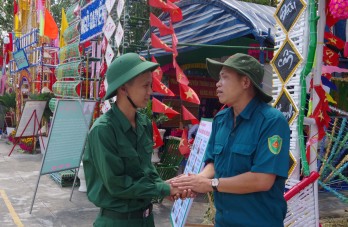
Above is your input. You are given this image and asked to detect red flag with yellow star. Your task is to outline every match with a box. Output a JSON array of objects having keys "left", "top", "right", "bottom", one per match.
[
  {"left": 172, "top": 31, "right": 178, "bottom": 57},
  {"left": 324, "top": 32, "right": 345, "bottom": 49},
  {"left": 150, "top": 13, "right": 173, "bottom": 36},
  {"left": 173, "top": 58, "right": 189, "bottom": 85},
  {"left": 167, "top": 1, "right": 183, "bottom": 23},
  {"left": 152, "top": 97, "right": 180, "bottom": 118},
  {"left": 179, "top": 128, "right": 190, "bottom": 155},
  {"left": 182, "top": 105, "right": 199, "bottom": 125},
  {"left": 323, "top": 46, "right": 339, "bottom": 66},
  {"left": 152, "top": 121, "right": 164, "bottom": 149},
  {"left": 151, "top": 33, "right": 173, "bottom": 52},
  {"left": 151, "top": 56, "right": 163, "bottom": 81},
  {"left": 179, "top": 83, "right": 200, "bottom": 105},
  {"left": 152, "top": 75, "right": 175, "bottom": 96},
  {"left": 312, "top": 85, "right": 331, "bottom": 140}
]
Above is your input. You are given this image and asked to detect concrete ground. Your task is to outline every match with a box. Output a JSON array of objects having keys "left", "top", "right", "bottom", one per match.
[{"left": 0, "top": 137, "right": 347, "bottom": 227}]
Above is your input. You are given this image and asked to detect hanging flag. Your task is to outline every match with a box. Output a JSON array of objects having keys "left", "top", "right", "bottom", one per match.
[
  {"left": 152, "top": 121, "right": 164, "bottom": 149},
  {"left": 167, "top": 1, "right": 183, "bottom": 23},
  {"left": 168, "top": 0, "right": 180, "bottom": 2},
  {"left": 321, "top": 76, "right": 337, "bottom": 90},
  {"left": 324, "top": 32, "right": 345, "bottom": 49},
  {"left": 179, "top": 83, "right": 200, "bottom": 105},
  {"left": 44, "top": 9, "right": 59, "bottom": 39},
  {"left": 182, "top": 105, "right": 199, "bottom": 125},
  {"left": 36, "top": 0, "right": 43, "bottom": 23},
  {"left": 151, "top": 56, "right": 163, "bottom": 81},
  {"left": 152, "top": 97, "right": 180, "bottom": 118},
  {"left": 323, "top": 46, "right": 339, "bottom": 66},
  {"left": 149, "top": 0, "right": 170, "bottom": 10},
  {"left": 311, "top": 101, "right": 330, "bottom": 140},
  {"left": 39, "top": 11, "right": 44, "bottom": 36},
  {"left": 150, "top": 13, "right": 173, "bottom": 36},
  {"left": 172, "top": 30, "right": 178, "bottom": 57},
  {"left": 152, "top": 75, "right": 175, "bottom": 96},
  {"left": 60, "top": 8, "right": 69, "bottom": 47},
  {"left": 179, "top": 128, "right": 190, "bottom": 155},
  {"left": 173, "top": 59, "right": 189, "bottom": 85},
  {"left": 151, "top": 33, "right": 173, "bottom": 52},
  {"left": 325, "top": 0, "right": 339, "bottom": 27},
  {"left": 325, "top": 93, "right": 337, "bottom": 104}
]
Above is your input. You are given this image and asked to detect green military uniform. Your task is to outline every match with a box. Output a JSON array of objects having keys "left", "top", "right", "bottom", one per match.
[{"left": 83, "top": 104, "right": 170, "bottom": 227}]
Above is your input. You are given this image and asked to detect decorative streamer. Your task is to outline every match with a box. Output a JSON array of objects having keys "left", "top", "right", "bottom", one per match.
[
  {"left": 318, "top": 181, "right": 348, "bottom": 203},
  {"left": 298, "top": 0, "right": 318, "bottom": 176},
  {"left": 319, "top": 117, "right": 338, "bottom": 174},
  {"left": 321, "top": 118, "right": 347, "bottom": 178},
  {"left": 318, "top": 156, "right": 348, "bottom": 186},
  {"left": 323, "top": 155, "right": 348, "bottom": 183}
]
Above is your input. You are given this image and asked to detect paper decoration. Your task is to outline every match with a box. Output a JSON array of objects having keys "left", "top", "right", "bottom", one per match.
[
  {"left": 273, "top": 89, "right": 299, "bottom": 125},
  {"left": 115, "top": 22, "right": 124, "bottom": 48},
  {"left": 105, "top": 43, "right": 115, "bottom": 66},
  {"left": 329, "top": 0, "right": 348, "bottom": 19},
  {"left": 322, "top": 65, "right": 348, "bottom": 74},
  {"left": 103, "top": 16, "right": 116, "bottom": 40},
  {"left": 271, "top": 39, "right": 302, "bottom": 84},
  {"left": 105, "top": 0, "right": 116, "bottom": 13},
  {"left": 117, "top": 0, "right": 125, "bottom": 18},
  {"left": 274, "top": 0, "right": 307, "bottom": 33}
]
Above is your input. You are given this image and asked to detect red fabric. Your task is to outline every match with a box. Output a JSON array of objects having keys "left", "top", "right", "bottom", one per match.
[
  {"left": 44, "top": 9, "right": 59, "bottom": 39},
  {"left": 311, "top": 85, "right": 331, "bottom": 140},
  {"left": 344, "top": 42, "right": 348, "bottom": 58},
  {"left": 150, "top": 13, "right": 173, "bottom": 36},
  {"left": 14, "top": 0, "right": 18, "bottom": 15},
  {"left": 152, "top": 121, "right": 164, "bottom": 149},
  {"left": 152, "top": 97, "right": 179, "bottom": 118},
  {"left": 167, "top": 1, "right": 183, "bottom": 23},
  {"left": 99, "top": 80, "right": 106, "bottom": 99},
  {"left": 149, "top": 0, "right": 172, "bottom": 10},
  {"left": 179, "top": 129, "right": 190, "bottom": 155},
  {"left": 326, "top": 0, "right": 339, "bottom": 27},
  {"left": 324, "top": 32, "right": 345, "bottom": 49},
  {"left": 172, "top": 30, "right": 178, "bottom": 57},
  {"left": 151, "top": 33, "right": 173, "bottom": 52},
  {"left": 173, "top": 58, "right": 189, "bottom": 85},
  {"left": 151, "top": 56, "right": 163, "bottom": 81},
  {"left": 323, "top": 46, "right": 339, "bottom": 66},
  {"left": 182, "top": 105, "right": 199, "bottom": 125},
  {"left": 179, "top": 83, "right": 200, "bottom": 105},
  {"left": 152, "top": 75, "right": 175, "bottom": 96}
]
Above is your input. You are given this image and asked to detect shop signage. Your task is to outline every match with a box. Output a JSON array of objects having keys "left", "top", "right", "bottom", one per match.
[
  {"left": 80, "top": 0, "right": 107, "bottom": 42},
  {"left": 13, "top": 49, "right": 30, "bottom": 70}
]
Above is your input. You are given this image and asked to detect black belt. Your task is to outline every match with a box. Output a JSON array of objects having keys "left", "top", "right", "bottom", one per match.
[{"left": 100, "top": 204, "right": 153, "bottom": 220}]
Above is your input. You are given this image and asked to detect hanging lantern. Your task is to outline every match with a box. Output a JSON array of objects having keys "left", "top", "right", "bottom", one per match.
[{"left": 329, "top": 0, "right": 348, "bottom": 20}]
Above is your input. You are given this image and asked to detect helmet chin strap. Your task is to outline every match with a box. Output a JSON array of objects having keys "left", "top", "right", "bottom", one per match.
[{"left": 127, "top": 95, "right": 138, "bottom": 109}]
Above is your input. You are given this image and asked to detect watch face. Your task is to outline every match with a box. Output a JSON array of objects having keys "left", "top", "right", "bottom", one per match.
[{"left": 212, "top": 178, "right": 219, "bottom": 187}]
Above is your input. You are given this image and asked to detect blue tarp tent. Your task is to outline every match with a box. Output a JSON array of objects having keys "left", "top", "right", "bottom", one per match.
[{"left": 141, "top": 0, "right": 276, "bottom": 59}]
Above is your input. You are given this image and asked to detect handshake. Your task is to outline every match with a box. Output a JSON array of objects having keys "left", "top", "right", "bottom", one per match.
[{"left": 165, "top": 174, "right": 213, "bottom": 201}]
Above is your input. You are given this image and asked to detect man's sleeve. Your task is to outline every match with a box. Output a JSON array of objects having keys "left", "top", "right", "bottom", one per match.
[
  {"left": 87, "top": 125, "right": 170, "bottom": 199},
  {"left": 203, "top": 121, "right": 217, "bottom": 164},
  {"left": 251, "top": 115, "right": 290, "bottom": 178}
]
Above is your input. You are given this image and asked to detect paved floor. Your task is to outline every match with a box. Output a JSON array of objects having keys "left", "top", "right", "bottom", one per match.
[{"left": 0, "top": 137, "right": 347, "bottom": 227}]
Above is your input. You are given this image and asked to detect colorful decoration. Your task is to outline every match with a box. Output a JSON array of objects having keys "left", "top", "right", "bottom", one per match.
[{"left": 329, "top": 0, "right": 348, "bottom": 20}]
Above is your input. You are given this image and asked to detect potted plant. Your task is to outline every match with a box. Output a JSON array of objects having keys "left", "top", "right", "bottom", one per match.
[{"left": 0, "top": 92, "right": 16, "bottom": 135}]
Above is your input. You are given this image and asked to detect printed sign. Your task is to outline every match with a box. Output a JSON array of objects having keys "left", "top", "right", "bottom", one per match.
[
  {"left": 275, "top": 0, "right": 306, "bottom": 33},
  {"left": 15, "top": 101, "right": 46, "bottom": 138},
  {"left": 171, "top": 118, "right": 213, "bottom": 227},
  {"left": 271, "top": 39, "right": 302, "bottom": 84},
  {"left": 13, "top": 49, "right": 30, "bottom": 70},
  {"left": 80, "top": 0, "right": 107, "bottom": 42},
  {"left": 273, "top": 89, "right": 298, "bottom": 125},
  {"left": 41, "top": 100, "right": 96, "bottom": 175}
]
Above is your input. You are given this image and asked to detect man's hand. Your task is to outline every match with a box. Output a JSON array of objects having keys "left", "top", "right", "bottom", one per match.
[{"left": 170, "top": 173, "right": 212, "bottom": 193}]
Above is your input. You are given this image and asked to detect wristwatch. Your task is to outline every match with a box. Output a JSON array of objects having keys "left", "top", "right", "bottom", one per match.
[{"left": 211, "top": 178, "right": 219, "bottom": 191}]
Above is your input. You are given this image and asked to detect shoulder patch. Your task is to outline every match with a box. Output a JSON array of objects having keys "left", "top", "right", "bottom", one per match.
[{"left": 268, "top": 135, "right": 282, "bottom": 154}]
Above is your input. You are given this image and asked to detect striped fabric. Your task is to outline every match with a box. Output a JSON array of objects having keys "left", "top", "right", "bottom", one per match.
[{"left": 141, "top": 0, "right": 275, "bottom": 57}]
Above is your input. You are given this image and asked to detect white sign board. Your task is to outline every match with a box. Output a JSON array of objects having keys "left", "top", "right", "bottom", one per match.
[
  {"left": 170, "top": 118, "right": 213, "bottom": 227},
  {"left": 15, "top": 101, "right": 46, "bottom": 137}
]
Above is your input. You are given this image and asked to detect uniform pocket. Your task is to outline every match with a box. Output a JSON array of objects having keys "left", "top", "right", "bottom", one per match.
[{"left": 229, "top": 143, "right": 256, "bottom": 174}]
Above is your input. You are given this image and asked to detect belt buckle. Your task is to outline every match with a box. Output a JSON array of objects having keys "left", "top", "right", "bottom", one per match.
[{"left": 143, "top": 208, "right": 150, "bottom": 218}]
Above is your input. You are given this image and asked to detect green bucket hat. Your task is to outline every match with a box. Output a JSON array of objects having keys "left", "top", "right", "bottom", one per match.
[
  {"left": 206, "top": 53, "right": 273, "bottom": 103},
  {"left": 104, "top": 53, "right": 159, "bottom": 100}
]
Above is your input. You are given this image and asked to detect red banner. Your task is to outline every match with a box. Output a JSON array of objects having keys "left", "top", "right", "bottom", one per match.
[{"left": 168, "top": 74, "right": 217, "bottom": 99}]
